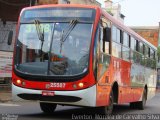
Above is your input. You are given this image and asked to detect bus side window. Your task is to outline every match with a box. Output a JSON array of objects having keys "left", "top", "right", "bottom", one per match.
[
  {"left": 97, "top": 19, "right": 111, "bottom": 80},
  {"left": 93, "top": 27, "right": 100, "bottom": 80},
  {"left": 117, "top": 29, "right": 121, "bottom": 43},
  {"left": 101, "top": 18, "right": 111, "bottom": 54},
  {"left": 130, "top": 37, "right": 135, "bottom": 50},
  {"left": 112, "top": 25, "right": 122, "bottom": 58},
  {"left": 103, "top": 27, "right": 111, "bottom": 54},
  {"left": 122, "top": 32, "right": 130, "bottom": 61},
  {"left": 145, "top": 46, "right": 150, "bottom": 68},
  {"left": 112, "top": 25, "right": 117, "bottom": 42}
]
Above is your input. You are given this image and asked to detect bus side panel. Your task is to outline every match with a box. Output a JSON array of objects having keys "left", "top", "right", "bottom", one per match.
[
  {"left": 145, "top": 68, "right": 157, "bottom": 100},
  {"left": 131, "top": 87, "right": 143, "bottom": 102},
  {"left": 130, "top": 63, "right": 144, "bottom": 101},
  {"left": 96, "top": 56, "right": 133, "bottom": 106},
  {"left": 96, "top": 59, "right": 113, "bottom": 106},
  {"left": 118, "top": 87, "right": 133, "bottom": 103},
  {"left": 96, "top": 84, "right": 111, "bottom": 106},
  {"left": 110, "top": 57, "right": 134, "bottom": 104},
  {"left": 130, "top": 63, "right": 156, "bottom": 102}
]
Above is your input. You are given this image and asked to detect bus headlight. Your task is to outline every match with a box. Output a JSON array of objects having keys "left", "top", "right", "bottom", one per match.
[
  {"left": 16, "top": 79, "right": 22, "bottom": 85},
  {"left": 78, "top": 82, "right": 84, "bottom": 88}
]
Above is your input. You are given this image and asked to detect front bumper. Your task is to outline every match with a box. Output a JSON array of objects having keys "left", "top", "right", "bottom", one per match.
[{"left": 12, "top": 84, "right": 97, "bottom": 107}]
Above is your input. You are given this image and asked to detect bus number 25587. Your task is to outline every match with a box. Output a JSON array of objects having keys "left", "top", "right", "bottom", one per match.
[{"left": 49, "top": 83, "right": 66, "bottom": 88}]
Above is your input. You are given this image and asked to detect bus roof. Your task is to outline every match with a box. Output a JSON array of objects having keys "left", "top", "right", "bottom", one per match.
[
  {"left": 21, "top": 4, "right": 100, "bottom": 11},
  {"left": 101, "top": 9, "right": 157, "bottom": 50}
]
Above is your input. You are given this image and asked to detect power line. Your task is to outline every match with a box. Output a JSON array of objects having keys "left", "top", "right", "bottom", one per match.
[{"left": 0, "top": 0, "right": 29, "bottom": 6}]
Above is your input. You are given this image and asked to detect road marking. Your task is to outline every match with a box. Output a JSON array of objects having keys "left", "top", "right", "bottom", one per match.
[{"left": 0, "top": 103, "right": 20, "bottom": 107}]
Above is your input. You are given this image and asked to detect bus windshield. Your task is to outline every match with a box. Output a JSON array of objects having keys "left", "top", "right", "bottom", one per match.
[
  {"left": 15, "top": 8, "right": 95, "bottom": 77},
  {"left": 15, "top": 22, "right": 93, "bottom": 76}
]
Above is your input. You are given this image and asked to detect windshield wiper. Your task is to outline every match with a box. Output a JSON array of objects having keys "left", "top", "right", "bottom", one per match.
[
  {"left": 59, "top": 19, "right": 78, "bottom": 53},
  {"left": 34, "top": 20, "right": 45, "bottom": 61},
  {"left": 34, "top": 20, "right": 44, "bottom": 42}
]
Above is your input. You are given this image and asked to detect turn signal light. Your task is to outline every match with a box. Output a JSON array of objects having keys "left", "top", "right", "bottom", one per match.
[
  {"left": 72, "top": 82, "right": 90, "bottom": 90},
  {"left": 73, "top": 84, "right": 77, "bottom": 89}
]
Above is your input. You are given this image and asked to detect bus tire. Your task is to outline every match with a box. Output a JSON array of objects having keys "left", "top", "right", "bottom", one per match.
[
  {"left": 40, "top": 102, "right": 57, "bottom": 114},
  {"left": 130, "top": 102, "right": 136, "bottom": 109},
  {"left": 130, "top": 89, "right": 147, "bottom": 110},
  {"left": 102, "top": 91, "right": 114, "bottom": 115}
]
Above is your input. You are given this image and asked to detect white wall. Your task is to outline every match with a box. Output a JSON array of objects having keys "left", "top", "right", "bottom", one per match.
[{"left": 0, "top": 21, "right": 16, "bottom": 51}]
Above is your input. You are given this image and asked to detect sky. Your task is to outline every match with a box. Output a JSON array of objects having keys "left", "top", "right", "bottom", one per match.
[{"left": 97, "top": 0, "right": 160, "bottom": 26}]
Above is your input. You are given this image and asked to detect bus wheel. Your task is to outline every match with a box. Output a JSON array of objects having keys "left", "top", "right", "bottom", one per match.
[
  {"left": 130, "top": 89, "right": 147, "bottom": 110},
  {"left": 103, "top": 91, "right": 114, "bottom": 115},
  {"left": 40, "top": 102, "right": 57, "bottom": 114}
]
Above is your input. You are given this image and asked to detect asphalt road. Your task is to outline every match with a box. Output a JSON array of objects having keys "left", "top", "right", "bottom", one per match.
[{"left": 0, "top": 93, "right": 160, "bottom": 120}]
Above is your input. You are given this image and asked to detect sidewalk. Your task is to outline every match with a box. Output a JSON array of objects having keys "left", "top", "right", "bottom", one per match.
[
  {"left": 0, "top": 84, "right": 12, "bottom": 102},
  {"left": 0, "top": 91, "right": 11, "bottom": 102},
  {"left": 156, "top": 88, "right": 160, "bottom": 93}
]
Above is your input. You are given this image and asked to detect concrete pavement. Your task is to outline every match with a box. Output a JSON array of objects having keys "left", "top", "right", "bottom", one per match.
[{"left": 0, "top": 94, "right": 160, "bottom": 120}]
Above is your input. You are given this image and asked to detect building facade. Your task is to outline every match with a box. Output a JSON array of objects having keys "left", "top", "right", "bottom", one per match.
[
  {"left": 103, "top": 0, "right": 125, "bottom": 23},
  {"left": 132, "top": 26, "right": 159, "bottom": 47}
]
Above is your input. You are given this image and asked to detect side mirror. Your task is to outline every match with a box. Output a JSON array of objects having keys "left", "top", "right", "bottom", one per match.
[
  {"left": 104, "top": 27, "right": 111, "bottom": 42},
  {"left": 7, "top": 31, "right": 13, "bottom": 45}
]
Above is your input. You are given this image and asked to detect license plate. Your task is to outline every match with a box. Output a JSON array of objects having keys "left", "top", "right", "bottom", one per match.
[{"left": 42, "top": 91, "right": 55, "bottom": 96}]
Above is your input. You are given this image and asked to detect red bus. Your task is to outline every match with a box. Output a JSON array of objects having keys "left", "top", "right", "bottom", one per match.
[{"left": 11, "top": 4, "right": 157, "bottom": 114}]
